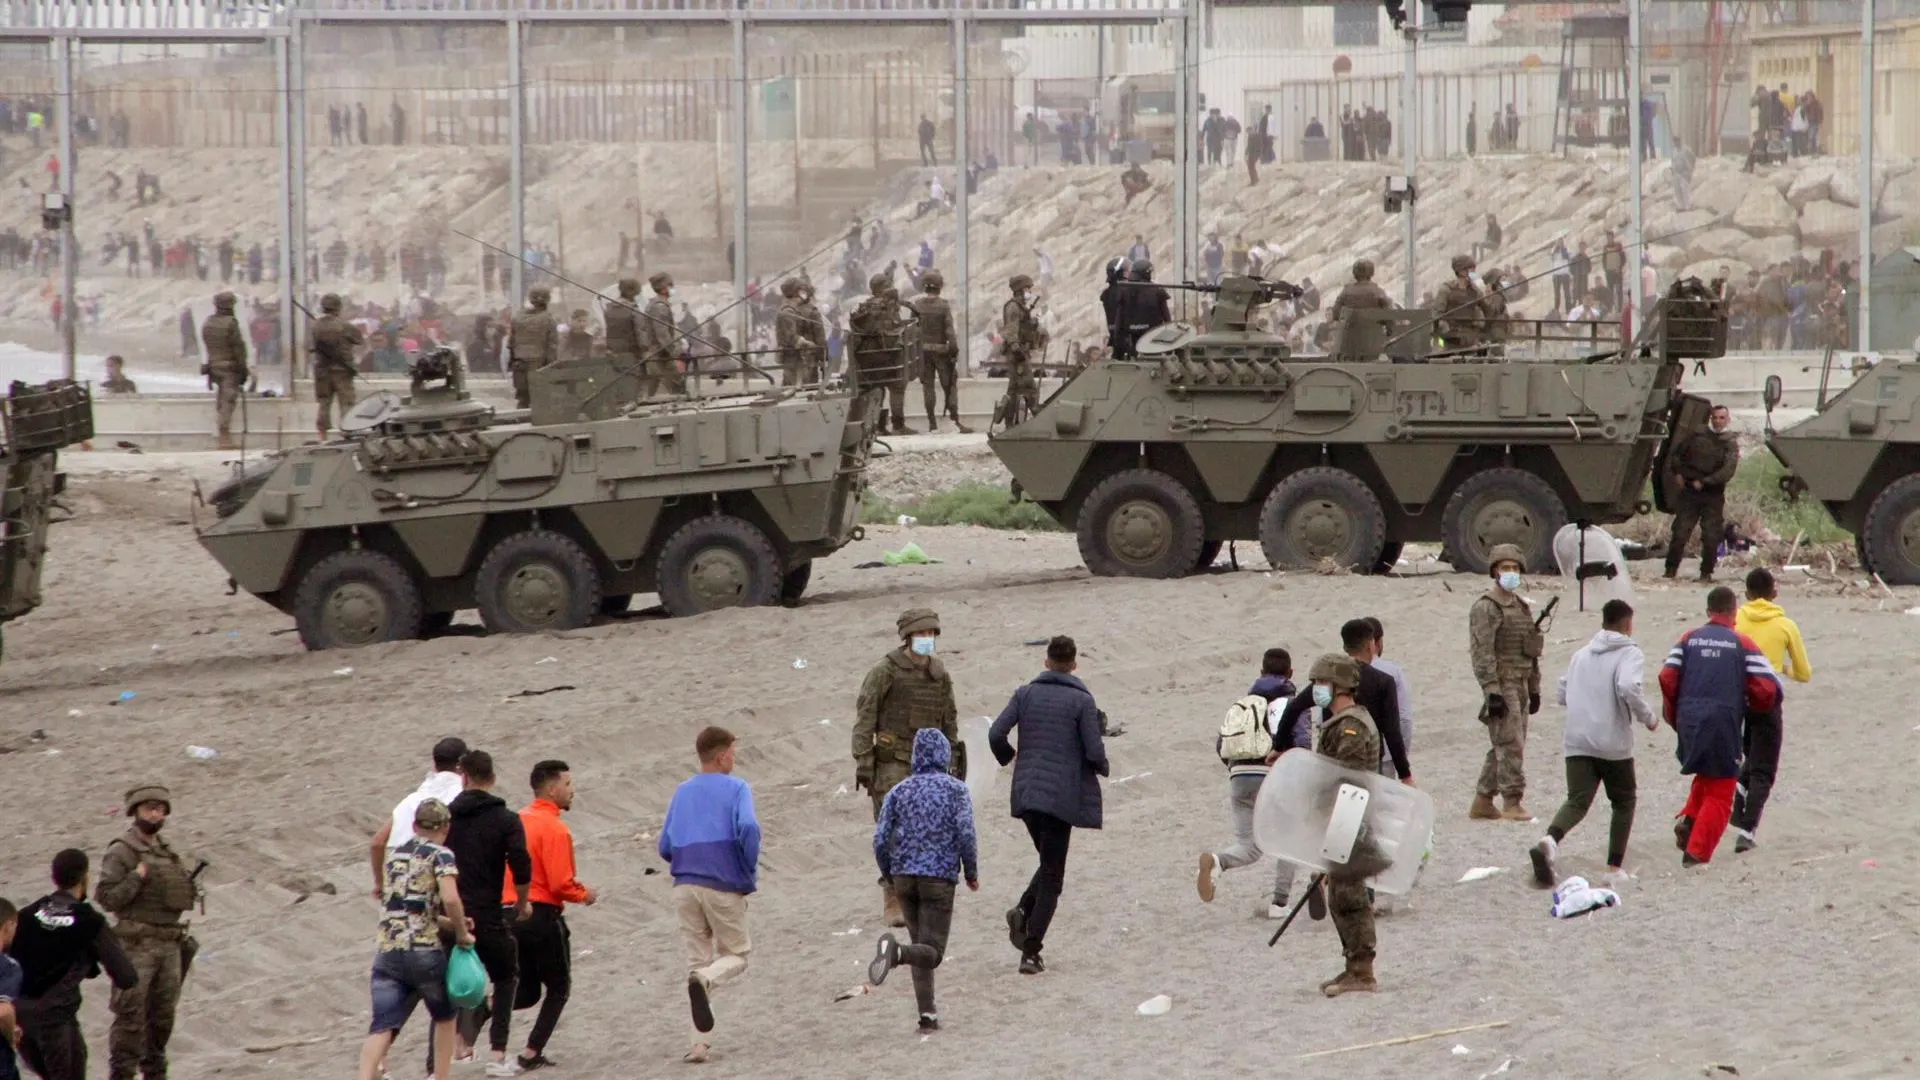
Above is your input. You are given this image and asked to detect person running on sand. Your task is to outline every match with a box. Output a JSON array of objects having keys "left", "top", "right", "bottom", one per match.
[
  {"left": 1196, "top": 648, "right": 1300, "bottom": 918},
  {"left": 660, "top": 728, "right": 759, "bottom": 1065},
  {"left": 868, "top": 728, "right": 978, "bottom": 1033}
]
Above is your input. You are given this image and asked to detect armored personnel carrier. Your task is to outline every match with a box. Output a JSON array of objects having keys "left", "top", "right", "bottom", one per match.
[
  {"left": 1766, "top": 351, "right": 1920, "bottom": 584},
  {"left": 2, "top": 380, "right": 95, "bottom": 663},
  {"left": 990, "top": 274, "right": 1726, "bottom": 577},
  {"left": 198, "top": 349, "right": 878, "bottom": 650}
]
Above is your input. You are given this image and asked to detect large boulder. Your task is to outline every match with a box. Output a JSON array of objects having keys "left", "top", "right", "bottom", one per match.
[
  {"left": 1732, "top": 185, "right": 1798, "bottom": 237},
  {"left": 1736, "top": 234, "right": 1800, "bottom": 269},
  {"left": 1692, "top": 172, "right": 1752, "bottom": 219},
  {"left": 1829, "top": 163, "right": 1890, "bottom": 210},
  {"left": 1687, "top": 227, "right": 1757, "bottom": 261},
  {"left": 1797, "top": 199, "right": 1859, "bottom": 253},
  {"left": 1784, "top": 165, "right": 1834, "bottom": 207}
]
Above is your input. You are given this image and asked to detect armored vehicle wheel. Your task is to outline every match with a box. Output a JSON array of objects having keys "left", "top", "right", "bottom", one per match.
[
  {"left": 599, "top": 594, "right": 633, "bottom": 617},
  {"left": 1856, "top": 533, "right": 1874, "bottom": 576},
  {"left": 420, "top": 611, "right": 456, "bottom": 637},
  {"left": 781, "top": 561, "right": 814, "bottom": 604},
  {"left": 292, "top": 549, "right": 425, "bottom": 651},
  {"left": 1374, "top": 541, "right": 1405, "bottom": 574},
  {"left": 1863, "top": 474, "right": 1920, "bottom": 586},
  {"left": 1195, "top": 540, "right": 1223, "bottom": 571},
  {"left": 1441, "top": 467, "right": 1567, "bottom": 575},
  {"left": 1075, "top": 468, "right": 1206, "bottom": 578},
  {"left": 474, "top": 529, "right": 603, "bottom": 634},
  {"left": 656, "top": 515, "right": 785, "bottom": 616},
  {"left": 1258, "top": 467, "right": 1388, "bottom": 572}
]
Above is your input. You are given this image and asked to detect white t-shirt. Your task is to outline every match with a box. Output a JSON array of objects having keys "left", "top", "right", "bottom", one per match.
[{"left": 386, "top": 771, "right": 464, "bottom": 850}]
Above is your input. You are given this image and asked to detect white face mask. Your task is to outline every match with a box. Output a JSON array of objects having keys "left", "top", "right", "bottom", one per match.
[{"left": 1497, "top": 570, "right": 1523, "bottom": 592}]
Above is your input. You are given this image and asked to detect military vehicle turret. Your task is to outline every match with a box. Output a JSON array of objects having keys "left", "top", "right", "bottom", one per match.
[
  {"left": 2, "top": 380, "right": 95, "bottom": 663},
  {"left": 198, "top": 348, "right": 879, "bottom": 650},
  {"left": 989, "top": 274, "right": 1726, "bottom": 577},
  {"left": 1766, "top": 350, "right": 1920, "bottom": 584}
]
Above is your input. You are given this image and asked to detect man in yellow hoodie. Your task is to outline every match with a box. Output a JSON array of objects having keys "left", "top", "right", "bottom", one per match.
[{"left": 1732, "top": 568, "right": 1811, "bottom": 852}]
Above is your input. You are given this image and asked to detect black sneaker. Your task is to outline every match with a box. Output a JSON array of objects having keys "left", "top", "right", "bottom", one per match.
[
  {"left": 1306, "top": 880, "right": 1327, "bottom": 921},
  {"left": 918, "top": 1013, "right": 940, "bottom": 1032},
  {"left": 1530, "top": 837, "right": 1559, "bottom": 888},
  {"left": 868, "top": 933, "right": 898, "bottom": 986},
  {"left": 687, "top": 973, "right": 715, "bottom": 1034},
  {"left": 1673, "top": 816, "right": 1693, "bottom": 852},
  {"left": 1005, "top": 906, "right": 1028, "bottom": 952},
  {"left": 1018, "top": 952, "right": 1045, "bottom": 975},
  {"left": 1682, "top": 853, "right": 1705, "bottom": 868},
  {"left": 1734, "top": 833, "right": 1758, "bottom": 854}
]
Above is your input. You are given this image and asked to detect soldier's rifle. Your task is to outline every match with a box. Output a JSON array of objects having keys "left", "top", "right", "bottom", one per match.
[{"left": 288, "top": 295, "right": 371, "bottom": 385}]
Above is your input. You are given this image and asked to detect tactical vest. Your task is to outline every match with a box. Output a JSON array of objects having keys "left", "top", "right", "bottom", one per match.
[
  {"left": 311, "top": 315, "right": 355, "bottom": 372},
  {"left": 511, "top": 309, "right": 556, "bottom": 364},
  {"left": 202, "top": 314, "right": 246, "bottom": 373},
  {"left": 776, "top": 301, "right": 804, "bottom": 351},
  {"left": 643, "top": 299, "right": 677, "bottom": 355},
  {"left": 604, "top": 304, "right": 641, "bottom": 356},
  {"left": 1675, "top": 430, "right": 1735, "bottom": 485},
  {"left": 870, "top": 650, "right": 953, "bottom": 765},
  {"left": 110, "top": 833, "right": 195, "bottom": 927},
  {"left": 1314, "top": 704, "right": 1380, "bottom": 772},
  {"left": 1002, "top": 299, "right": 1038, "bottom": 349},
  {"left": 914, "top": 297, "right": 952, "bottom": 350},
  {"left": 1483, "top": 593, "right": 1543, "bottom": 679},
  {"left": 794, "top": 302, "right": 825, "bottom": 345}
]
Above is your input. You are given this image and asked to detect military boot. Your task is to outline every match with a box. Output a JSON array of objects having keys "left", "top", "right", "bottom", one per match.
[
  {"left": 882, "top": 885, "right": 906, "bottom": 928},
  {"left": 893, "top": 417, "right": 918, "bottom": 436},
  {"left": 926, "top": 410, "right": 940, "bottom": 434},
  {"left": 1469, "top": 793, "right": 1500, "bottom": 821},
  {"left": 317, "top": 426, "right": 330, "bottom": 444},
  {"left": 1320, "top": 956, "right": 1377, "bottom": 997},
  {"left": 950, "top": 411, "right": 973, "bottom": 434},
  {"left": 1500, "top": 794, "right": 1534, "bottom": 822}
]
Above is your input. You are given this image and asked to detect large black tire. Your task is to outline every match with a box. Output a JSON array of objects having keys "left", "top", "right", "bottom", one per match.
[
  {"left": 656, "top": 515, "right": 785, "bottom": 616},
  {"left": 474, "top": 529, "right": 602, "bottom": 634},
  {"left": 1862, "top": 474, "right": 1920, "bottom": 586},
  {"left": 781, "top": 561, "right": 814, "bottom": 605},
  {"left": 1374, "top": 541, "right": 1406, "bottom": 575},
  {"left": 292, "top": 549, "right": 425, "bottom": 651},
  {"left": 1075, "top": 468, "right": 1206, "bottom": 578},
  {"left": 1195, "top": 540, "right": 1224, "bottom": 572},
  {"left": 1441, "top": 467, "right": 1567, "bottom": 575},
  {"left": 1258, "top": 466, "right": 1388, "bottom": 572},
  {"left": 1856, "top": 532, "right": 1874, "bottom": 576}
]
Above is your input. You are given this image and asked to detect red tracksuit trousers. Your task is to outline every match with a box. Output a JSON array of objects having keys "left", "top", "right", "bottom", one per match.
[{"left": 1680, "top": 776, "right": 1738, "bottom": 862}]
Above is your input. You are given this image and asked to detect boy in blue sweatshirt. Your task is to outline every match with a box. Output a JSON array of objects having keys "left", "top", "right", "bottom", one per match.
[
  {"left": 659, "top": 727, "right": 761, "bottom": 1065},
  {"left": 867, "top": 728, "right": 978, "bottom": 1032}
]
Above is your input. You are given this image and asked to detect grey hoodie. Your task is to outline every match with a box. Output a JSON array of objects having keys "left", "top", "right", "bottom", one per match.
[{"left": 1555, "top": 629, "right": 1657, "bottom": 761}]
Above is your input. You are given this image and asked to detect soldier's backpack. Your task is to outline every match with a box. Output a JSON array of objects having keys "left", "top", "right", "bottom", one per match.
[{"left": 1217, "top": 695, "right": 1273, "bottom": 764}]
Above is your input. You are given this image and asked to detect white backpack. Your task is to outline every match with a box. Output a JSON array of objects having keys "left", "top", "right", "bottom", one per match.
[{"left": 1217, "top": 695, "right": 1272, "bottom": 763}]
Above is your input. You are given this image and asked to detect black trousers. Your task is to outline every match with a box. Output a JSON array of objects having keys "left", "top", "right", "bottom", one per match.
[
  {"left": 17, "top": 998, "right": 86, "bottom": 1080},
  {"left": 892, "top": 876, "right": 955, "bottom": 1017},
  {"left": 1666, "top": 486, "right": 1726, "bottom": 575},
  {"left": 1733, "top": 706, "right": 1784, "bottom": 834},
  {"left": 458, "top": 916, "right": 520, "bottom": 1054},
  {"left": 511, "top": 905, "right": 571, "bottom": 1053},
  {"left": 1016, "top": 813, "right": 1074, "bottom": 956}
]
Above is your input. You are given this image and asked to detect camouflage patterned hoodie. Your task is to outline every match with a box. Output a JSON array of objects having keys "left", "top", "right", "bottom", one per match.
[{"left": 873, "top": 729, "right": 979, "bottom": 884}]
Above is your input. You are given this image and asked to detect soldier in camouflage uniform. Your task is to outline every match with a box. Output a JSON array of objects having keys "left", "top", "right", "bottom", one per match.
[
  {"left": 774, "top": 278, "right": 816, "bottom": 387},
  {"left": 1328, "top": 259, "right": 1393, "bottom": 325},
  {"left": 200, "top": 292, "right": 248, "bottom": 451},
  {"left": 564, "top": 308, "right": 596, "bottom": 361},
  {"left": 508, "top": 286, "right": 560, "bottom": 409},
  {"left": 1304, "top": 653, "right": 1381, "bottom": 997},
  {"left": 641, "top": 272, "right": 687, "bottom": 399},
  {"left": 848, "top": 274, "right": 917, "bottom": 435},
  {"left": 995, "top": 274, "right": 1045, "bottom": 429},
  {"left": 793, "top": 280, "right": 827, "bottom": 383},
  {"left": 854, "top": 608, "right": 964, "bottom": 926},
  {"left": 912, "top": 271, "right": 970, "bottom": 433},
  {"left": 1469, "top": 543, "right": 1543, "bottom": 822},
  {"left": 96, "top": 785, "right": 201, "bottom": 1080},
  {"left": 1436, "top": 254, "right": 1491, "bottom": 351},
  {"left": 310, "top": 293, "right": 364, "bottom": 443},
  {"left": 604, "top": 277, "right": 644, "bottom": 386}
]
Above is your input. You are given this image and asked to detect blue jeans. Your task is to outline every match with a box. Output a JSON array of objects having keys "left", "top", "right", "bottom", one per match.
[{"left": 369, "top": 948, "right": 453, "bottom": 1034}]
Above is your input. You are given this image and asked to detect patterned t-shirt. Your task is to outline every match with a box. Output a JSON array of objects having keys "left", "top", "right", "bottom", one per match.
[{"left": 378, "top": 837, "right": 458, "bottom": 952}]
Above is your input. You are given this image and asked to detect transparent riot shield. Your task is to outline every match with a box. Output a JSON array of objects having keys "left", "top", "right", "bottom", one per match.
[
  {"left": 1252, "top": 749, "right": 1436, "bottom": 896},
  {"left": 1553, "top": 523, "right": 1635, "bottom": 612}
]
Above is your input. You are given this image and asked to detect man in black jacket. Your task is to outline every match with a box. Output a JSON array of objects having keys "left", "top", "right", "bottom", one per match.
[
  {"left": 988, "top": 636, "right": 1108, "bottom": 975},
  {"left": 444, "top": 751, "right": 532, "bottom": 1072},
  {"left": 1272, "top": 621, "right": 1414, "bottom": 785},
  {"left": 7, "top": 849, "right": 137, "bottom": 1080}
]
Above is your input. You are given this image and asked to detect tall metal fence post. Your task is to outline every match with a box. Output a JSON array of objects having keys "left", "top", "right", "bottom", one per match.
[
  {"left": 1628, "top": 0, "right": 1644, "bottom": 338},
  {"left": 57, "top": 33, "right": 76, "bottom": 382},
  {"left": 1400, "top": 0, "right": 1420, "bottom": 308},
  {"left": 509, "top": 13, "right": 526, "bottom": 307},
  {"left": 276, "top": 34, "right": 294, "bottom": 395},
  {"left": 1859, "top": 0, "right": 1875, "bottom": 351},
  {"left": 733, "top": 11, "right": 749, "bottom": 355},
  {"left": 953, "top": 11, "right": 971, "bottom": 375}
]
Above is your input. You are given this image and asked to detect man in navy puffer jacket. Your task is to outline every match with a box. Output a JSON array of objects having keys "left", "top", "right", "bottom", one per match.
[{"left": 868, "top": 728, "right": 978, "bottom": 1032}]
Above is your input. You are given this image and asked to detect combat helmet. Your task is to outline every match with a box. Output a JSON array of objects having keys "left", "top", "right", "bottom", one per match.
[
  {"left": 1352, "top": 259, "right": 1374, "bottom": 281},
  {"left": 1105, "top": 256, "right": 1129, "bottom": 285},
  {"left": 527, "top": 286, "right": 551, "bottom": 308},
  {"left": 779, "top": 277, "right": 802, "bottom": 299},
  {"left": 124, "top": 784, "right": 172, "bottom": 816},
  {"left": 1131, "top": 259, "right": 1154, "bottom": 281},
  {"left": 869, "top": 273, "right": 893, "bottom": 295},
  {"left": 1451, "top": 254, "right": 1476, "bottom": 276},
  {"left": 320, "top": 293, "right": 343, "bottom": 313},
  {"left": 1307, "top": 653, "right": 1361, "bottom": 692},
  {"left": 921, "top": 270, "right": 944, "bottom": 292},
  {"left": 617, "top": 277, "right": 640, "bottom": 298},
  {"left": 897, "top": 607, "right": 940, "bottom": 638},
  {"left": 1486, "top": 543, "right": 1526, "bottom": 575},
  {"left": 649, "top": 272, "right": 672, "bottom": 293},
  {"left": 1009, "top": 274, "right": 1034, "bottom": 293},
  {"left": 212, "top": 291, "right": 236, "bottom": 312}
]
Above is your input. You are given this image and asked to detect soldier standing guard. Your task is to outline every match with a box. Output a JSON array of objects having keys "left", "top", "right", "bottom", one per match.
[
  {"left": 310, "top": 292, "right": 364, "bottom": 443},
  {"left": 853, "top": 608, "right": 964, "bottom": 926},
  {"left": 793, "top": 280, "right": 827, "bottom": 383},
  {"left": 1328, "top": 258, "right": 1392, "bottom": 326},
  {"left": 1304, "top": 654, "right": 1381, "bottom": 997},
  {"left": 641, "top": 272, "right": 687, "bottom": 399},
  {"left": 201, "top": 292, "right": 248, "bottom": 450},
  {"left": 775, "top": 278, "right": 812, "bottom": 386},
  {"left": 995, "top": 275, "right": 1045, "bottom": 428},
  {"left": 508, "top": 286, "right": 560, "bottom": 409},
  {"left": 912, "top": 271, "right": 970, "bottom": 433},
  {"left": 564, "top": 308, "right": 595, "bottom": 361},
  {"left": 1469, "top": 543, "right": 1543, "bottom": 822},
  {"left": 848, "top": 274, "right": 918, "bottom": 435},
  {"left": 96, "top": 785, "right": 201, "bottom": 1080},
  {"left": 604, "top": 277, "right": 643, "bottom": 388},
  {"left": 1436, "top": 254, "right": 1491, "bottom": 351}
]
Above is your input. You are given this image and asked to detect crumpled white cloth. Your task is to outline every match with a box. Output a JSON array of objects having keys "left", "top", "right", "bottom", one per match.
[{"left": 1550, "top": 875, "right": 1621, "bottom": 918}]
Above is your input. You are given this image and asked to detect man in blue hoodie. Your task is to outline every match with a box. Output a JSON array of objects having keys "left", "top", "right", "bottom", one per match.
[
  {"left": 658, "top": 727, "right": 761, "bottom": 1065},
  {"left": 867, "top": 729, "right": 979, "bottom": 1032}
]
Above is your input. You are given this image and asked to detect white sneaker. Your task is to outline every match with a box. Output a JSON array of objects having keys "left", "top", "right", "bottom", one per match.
[
  {"left": 485, "top": 1061, "right": 523, "bottom": 1077},
  {"left": 1266, "top": 902, "right": 1287, "bottom": 919}
]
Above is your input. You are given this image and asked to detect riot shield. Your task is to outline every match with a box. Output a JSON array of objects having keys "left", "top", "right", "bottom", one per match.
[
  {"left": 960, "top": 716, "right": 996, "bottom": 803},
  {"left": 1252, "top": 750, "right": 1436, "bottom": 896},
  {"left": 1553, "top": 523, "right": 1634, "bottom": 612}
]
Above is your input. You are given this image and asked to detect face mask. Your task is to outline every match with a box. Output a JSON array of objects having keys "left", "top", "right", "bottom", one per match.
[
  {"left": 1311, "top": 685, "right": 1333, "bottom": 709},
  {"left": 910, "top": 635, "right": 936, "bottom": 657},
  {"left": 1498, "top": 570, "right": 1523, "bottom": 591},
  {"left": 1469, "top": 272, "right": 1483, "bottom": 288},
  {"left": 134, "top": 817, "right": 164, "bottom": 835}
]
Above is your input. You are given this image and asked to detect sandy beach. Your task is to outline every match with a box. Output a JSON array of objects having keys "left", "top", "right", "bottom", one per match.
[{"left": 1, "top": 449, "right": 1915, "bottom": 1079}]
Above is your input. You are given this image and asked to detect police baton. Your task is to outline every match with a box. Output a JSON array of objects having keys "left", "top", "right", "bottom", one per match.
[{"left": 1267, "top": 872, "right": 1326, "bottom": 947}]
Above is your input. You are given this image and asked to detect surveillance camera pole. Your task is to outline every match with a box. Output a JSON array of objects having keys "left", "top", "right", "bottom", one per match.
[{"left": 1400, "top": 0, "right": 1421, "bottom": 308}]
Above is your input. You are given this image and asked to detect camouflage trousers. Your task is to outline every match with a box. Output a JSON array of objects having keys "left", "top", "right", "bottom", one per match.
[
  {"left": 780, "top": 351, "right": 823, "bottom": 387},
  {"left": 642, "top": 356, "right": 686, "bottom": 399},
  {"left": 109, "top": 928, "right": 185, "bottom": 1080},
  {"left": 509, "top": 359, "right": 533, "bottom": 409},
  {"left": 314, "top": 366, "right": 357, "bottom": 432},
  {"left": 868, "top": 759, "right": 912, "bottom": 821},
  {"left": 920, "top": 355, "right": 959, "bottom": 420},
  {"left": 211, "top": 373, "right": 244, "bottom": 435},
  {"left": 1476, "top": 677, "right": 1532, "bottom": 798},
  {"left": 998, "top": 353, "right": 1039, "bottom": 424},
  {"left": 1327, "top": 878, "right": 1374, "bottom": 961}
]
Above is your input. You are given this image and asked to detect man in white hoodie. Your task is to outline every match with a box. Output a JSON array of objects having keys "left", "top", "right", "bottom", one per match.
[{"left": 1531, "top": 601, "right": 1656, "bottom": 886}]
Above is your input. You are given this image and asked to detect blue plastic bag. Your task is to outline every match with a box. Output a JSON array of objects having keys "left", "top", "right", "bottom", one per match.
[{"left": 446, "top": 945, "right": 487, "bottom": 1009}]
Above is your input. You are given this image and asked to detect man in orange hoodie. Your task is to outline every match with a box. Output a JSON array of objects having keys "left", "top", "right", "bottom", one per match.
[{"left": 499, "top": 760, "right": 596, "bottom": 1075}]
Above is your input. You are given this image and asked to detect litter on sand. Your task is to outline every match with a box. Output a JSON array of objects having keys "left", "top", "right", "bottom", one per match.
[
  {"left": 793, "top": 657, "right": 808, "bottom": 669},
  {"left": 113, "top": 691, "right": 136, "bottom": 704},
  {"left": 1136, "top": 995, "right": 1172, "bottom": 1016},
  {"left": 186, "top": 746, "right": 218, "bottom": 761},
  {"left": 1549, "top": 875, "right": 1621, "bottom": 918},
  {"left": 832, "top": 985, "right": 872, "bottom": 1002},
  {"left": 506, "top": 685, "right": 576, "bottom": 699},
  {"left": 535, "top": 656, "right": 558, "bottom": 665},
  {"left": 1452, "top": 1046, "right": 1471, "bottom": 1056},
  {"left": 332, "top": 667, "right": 354, "bottom": 676},
  {"left": 831, "top": 927, "right": 862, "bottom": 937},
  {"left": 1479, "top": 1059, "right": 1514, "bottom": 1079},
  {"left": 880, "top": 542, "right": 940, "bottom": 565},
  {"left": 1458, "top": 867, "right": 1505, "bottom": 883},
  {"left": 1111, "top": 772, "right": 1154, "bottom": 785}
]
